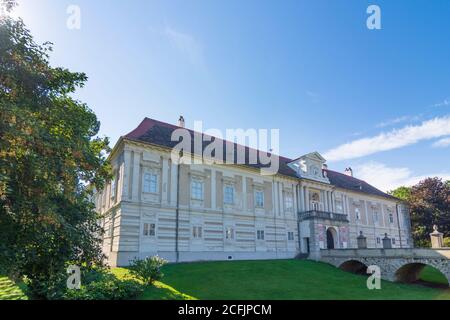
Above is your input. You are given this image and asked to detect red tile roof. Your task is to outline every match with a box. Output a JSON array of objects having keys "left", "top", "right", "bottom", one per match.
[{"left": 124, "top": 117, "right": 396, "bottom": 200}]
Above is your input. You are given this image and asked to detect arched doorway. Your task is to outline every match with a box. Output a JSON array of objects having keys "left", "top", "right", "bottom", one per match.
[{"left": 326, "top": 228, "right": 336, "bottom": 249}]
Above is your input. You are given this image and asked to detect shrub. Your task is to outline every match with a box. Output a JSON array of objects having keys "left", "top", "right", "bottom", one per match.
[
  {"left": 64, "top": 268, "right": 143, "bottom": 300},
  {"left": 129, "top": 256, "right": 168, "bottom": 285},
  {"left": 444, "top": 237, "right": 450, "bottom": 247}
]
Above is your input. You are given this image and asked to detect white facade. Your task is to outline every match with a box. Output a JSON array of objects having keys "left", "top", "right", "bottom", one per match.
[{"left": 95, "top": 139, "right": 412, "bottom": 267}]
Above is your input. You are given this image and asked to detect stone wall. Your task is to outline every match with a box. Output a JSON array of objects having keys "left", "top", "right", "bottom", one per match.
[{"left": 319, "top": 248, "right": 450, "bottom": 286}]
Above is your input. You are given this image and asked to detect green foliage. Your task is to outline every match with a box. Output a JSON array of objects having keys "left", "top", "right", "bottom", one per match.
[
  {"left": 408, "top": 178, "right": 450, "bottom": 246},
  {"left": 389, "top": 179, "right": 449, "bottom": 247},
  {"left": 444, "top": 238, "right": 450, "bottom": 247},
  {"left": 64, "top": 268, "right": 143, "bottom": 300},
  {"left": 388, "top": 186, "right": 412, "bottom": 202},
  {"left": 129, "top": 256, "right": 168, "bottom": 285},
  {"left": 0, "top": 15, "right": 110, "bottom": 298}
]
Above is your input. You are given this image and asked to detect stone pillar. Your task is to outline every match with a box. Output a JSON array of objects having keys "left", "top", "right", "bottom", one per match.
[
  {"left": 430, "top": 225, "right": 444, "bottom": 248},
  {"left": 305, "top": 188, "right": 310, "bottom": 211},
  {"left": 357, "top": 231, "right": 367, "bottom": 249},
  {"left": 299, "top": 186, "right": 305, "bottom": 211},
  {"left": 382, "top": 233, "right": 392, "bottom": 249}
]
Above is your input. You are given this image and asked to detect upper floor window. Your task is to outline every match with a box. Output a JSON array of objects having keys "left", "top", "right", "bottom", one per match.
[
  {"left": 224, "top": 185, "right": 235, "bottom": 205},
  {"left": 335, "top": 200, "right": 343, "bottom": 213},
  {"left": 255, "top": 191, "right": 264, "bottom": 208},
  {"left": 285, "top": 194, "right": 293, "bottom": 211},
  {"left": 392, "top": 238, "right": 396, "bottom": 245},
  {"left": 192, "top": 226, "right": 203, "bottom": 239},
  {"left": 191, "top": 179, "right": 204, "bottom": 200},
  {"left": 355, "top": 208, "right": 361, "bottom": 221},
  {"left": 288, "top": 232, "right": 294, "bottom": 241},
  {"left": 389, "top": 213, "right": 394, "bottom": 224},
  {"left": 373, "top": 210, "right": 379, "bottom": 224},
  {"left": 143, "top": 173, "right": 158, "bottom": 193},
  {"left": 376, "top": 237, "right": 381, "bottom": 244},
  {"left": 110, "top": 175, "right": 117, "bottom": 200},
  {"left": 312, "top": 202, "right": 320, "bottom": 211},
  {"left": 256, "top": 230, "right": 265, "bottom": 240},
  {"left": 143, "top": 223, "right": 156, "bottom": 237},
  {"left": 225, "top": 227, "right": 234, "bottom": 240}
]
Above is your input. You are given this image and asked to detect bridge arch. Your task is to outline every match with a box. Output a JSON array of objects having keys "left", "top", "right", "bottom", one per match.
[
  {"left": 339, "top": 259, "right": 368, "bottom": 275},
  {"left": 395, "top": 262, "right": 449, "bottom": 286}
]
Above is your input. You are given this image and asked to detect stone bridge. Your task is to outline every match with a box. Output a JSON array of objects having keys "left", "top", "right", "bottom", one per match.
[{"left": 319, "top": 248, "right": 450, "bottom": 286}]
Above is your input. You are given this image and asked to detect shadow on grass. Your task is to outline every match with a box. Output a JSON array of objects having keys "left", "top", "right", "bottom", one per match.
[{"left": 112, "top": 268, "right": 196, "bottom": 300}]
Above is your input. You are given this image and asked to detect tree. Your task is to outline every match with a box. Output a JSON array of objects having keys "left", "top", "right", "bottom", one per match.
[
  {"left": 388, "top": 186, "right": 411, "bottom": 202},
  {"left": 0, "top": 2, "right": 111, "bottom": 298},
  {"left": 407, "top": 178, "right": 449, "bottom": 247}
]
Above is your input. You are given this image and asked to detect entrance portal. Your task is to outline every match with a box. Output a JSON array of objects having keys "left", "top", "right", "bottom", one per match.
[{"left": 326, "top": 229, "right": 335, "bottom": 249}]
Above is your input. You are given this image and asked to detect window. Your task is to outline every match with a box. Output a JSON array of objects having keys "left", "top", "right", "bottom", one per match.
[
  {"left": 389, "top": 213, "right": 394, "bottom": 224},
  {"left": 143, "top": 223, "right": 156, "bottom": 237},
  {"left": 143, "top": 173, "right": 158, "bottom": 193},
  {"left": 192, "top": 226, "right": 203, "bottom": 239},
  {"left": 376, "top": 237, "right": 381, "bottom": 244},
  {"left": 355, "top": 208, "right": 361, "bottom": 221},
  {"left": 256, "top": 230, "right": 265, "bottom": 240},
  {"left": 224, "top": 185, "right": 235, "bottom": 205},
  {"left": 373, "top": 210, "right": 379, "bottom": 224},
  {"left": 255, "top": 191, "right": 264, "bottom": 208},
  {"left": 392, "top": 238, "right": 396, "bottom": 245},
  {"left": 335, "top": 200, "right": 343, "bottom": 213},
  {"left": 288, "top": 232, "right": 294, "bottom": 241},
  {"left": 225, "top": 227, "right": 234, "bottom": 240},
  {"left": 285, "top": 194, "right": 293, "bottom": 210},
  {"left": 110, "top": 176, "right": 117, "bottom": 199},
  {"left": 312, "top": 202, "right": 320, "bottom": 211},
  {"left": 191, "top": 179, "right": 204, "bottom": 200}
]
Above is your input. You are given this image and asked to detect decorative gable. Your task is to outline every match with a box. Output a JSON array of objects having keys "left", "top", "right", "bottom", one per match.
[{"left": 287, "top": 152, "right": 330, "bottom": 184}]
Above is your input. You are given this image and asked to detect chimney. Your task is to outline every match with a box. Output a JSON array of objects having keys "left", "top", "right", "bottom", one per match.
[
  {"left": 178, "top": 116, "right": 185, "bottom": 128},
  {"left": 344, "top": 167, "right": 353, "bottom": 177}
]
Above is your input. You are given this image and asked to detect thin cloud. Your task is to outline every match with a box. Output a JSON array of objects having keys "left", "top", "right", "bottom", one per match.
[
  {"left": 376, "top": 115, "right": 421, "bottom": 128},
  {"left": 431, "top": 98, "right": 450, "bottom": 108},
  {"left": 324, "top": 115, "right": 450, "bottom": 162},
  {"left": 306, "top": 91, "right": 320, "bottom": 103},
  {"left": 355, "top": 162, "right": 450, "bottom": 192},
  {"left": 433, "top": 136, "right": 450, "bottom": 148},
  {"left": 163, "top": 26, "right": 206, "bottom": 70}
]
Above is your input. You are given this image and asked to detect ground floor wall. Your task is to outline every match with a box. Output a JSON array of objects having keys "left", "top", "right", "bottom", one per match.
[{"left": 103, "top": 201, "right": 300, "bottom": 267}]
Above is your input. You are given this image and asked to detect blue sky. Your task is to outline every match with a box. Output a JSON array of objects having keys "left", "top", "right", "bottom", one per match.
[{"left": 10, "top": 0, "right": 450, "bottom": 191}]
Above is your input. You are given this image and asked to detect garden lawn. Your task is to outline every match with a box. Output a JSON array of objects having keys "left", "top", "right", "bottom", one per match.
[{"left": 114, "top": 259, "right": 450, "bottom": 300}]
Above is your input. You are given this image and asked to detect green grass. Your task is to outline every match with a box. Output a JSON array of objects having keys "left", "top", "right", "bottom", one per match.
[
  {"left": 0, "top": 276, "right": 28, "bottom": 300},
  {"left": 113, "top": 259, "right": 450, "bottom": 300},
  {"left": 2, "top": 260, "right": 448, "bottom": 300},
  {"left": 419, "top": 266, "right": 449, "bottom": 286}
]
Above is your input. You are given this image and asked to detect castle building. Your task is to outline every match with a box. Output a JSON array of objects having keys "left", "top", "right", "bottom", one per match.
[{"left": 94, "top": 117, "right": 412, "bottom": 266}]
